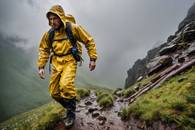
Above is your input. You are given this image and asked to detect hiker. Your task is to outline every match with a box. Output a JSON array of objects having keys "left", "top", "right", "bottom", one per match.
[{"left": 37, "top": 5, "right": 97, "bottom": 128}]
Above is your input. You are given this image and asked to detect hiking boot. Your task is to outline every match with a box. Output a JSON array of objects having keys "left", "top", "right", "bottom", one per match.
[
  {"left": 59, "top": 98, "right": 76, "bottom": 128},
  {"left": 64, "top": 114, "right": 75, "bottom": 128}
]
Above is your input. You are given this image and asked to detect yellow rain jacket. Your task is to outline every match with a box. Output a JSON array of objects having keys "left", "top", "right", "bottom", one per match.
[{"left": 37, "top": 5, "right": 97, "bottom": 100}]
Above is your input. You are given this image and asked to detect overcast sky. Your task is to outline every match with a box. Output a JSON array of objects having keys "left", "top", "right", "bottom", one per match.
[{"left": 0, "top": 0, "right": 194, "bottom": 88}]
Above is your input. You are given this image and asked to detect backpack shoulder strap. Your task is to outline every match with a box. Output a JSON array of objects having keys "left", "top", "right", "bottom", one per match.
[
  {"left": 65, "top": 22, "right": 77, "bottom": 47},
  {"left": 48, "top": 23, "right": 77, "bottom": 48},
  {"left": 48, "top": 28, "right": 55, "bottom": 48}
]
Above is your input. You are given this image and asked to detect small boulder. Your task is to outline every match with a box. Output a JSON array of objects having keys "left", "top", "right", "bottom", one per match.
[
  {"left": 187, "top": 42, "right": 195, "bottom": 57},
  {"left": 178, "top": 56, "right": 185, "bottom": 63},
  {"left": 182, "top": 30, "right": 195, "bottom": 42},
  {"left": 159, "top": 44, "right": 178, "bottom": 56},
  {"left": 92, "top": 112, "right": 100, "bottom": 118},
  {"left": 84, "top": 101, "right": 92, "bottom": 106},
  {"left": 136, "top": 76, "right": 143, "bottom": 82},
  {"left": 88, "top": 107, "right": 98, "bottom": 113},
  {"left": 167, "top": 35, "right": 176, "bottom": 42},
  {"left": 97, "top": 116, "right": 107, "bottom": 125},
  {"left": 148, "top": 55, "right": 173, "bottom": 76}
]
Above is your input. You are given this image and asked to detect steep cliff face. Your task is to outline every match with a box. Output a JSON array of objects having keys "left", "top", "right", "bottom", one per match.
[
  {"left": 125, "top": 2, "right": 195, "bottom": 88},
  {"left": 179, "top": 2, "right": 195, "bottom": 31},
  {"left": 125, "top": 44, "right": 166, "bottom": 88}
]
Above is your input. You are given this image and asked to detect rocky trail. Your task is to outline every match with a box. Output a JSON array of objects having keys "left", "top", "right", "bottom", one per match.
[
  {"left": 51, "top": 21, "right": 195, "bottom": 130},
  {"left": 53, "top": 92, "right": 131, "bottom": 130},
  {"left": 52, "top": 90, "right": 185, "bottom": 130}
]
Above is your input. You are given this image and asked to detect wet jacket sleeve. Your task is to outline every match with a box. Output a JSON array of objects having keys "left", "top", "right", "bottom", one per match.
[
  {"left": 37, "top": 32, "right": 50, "bottom": 69},
  {"left": 75, "top": 25, "right": 98, "bottom": 61}
]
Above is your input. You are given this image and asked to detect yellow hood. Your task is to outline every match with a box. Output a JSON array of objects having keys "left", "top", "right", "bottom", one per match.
[{"left": 46, "top": 5, "right": 67, "bottom": 27}]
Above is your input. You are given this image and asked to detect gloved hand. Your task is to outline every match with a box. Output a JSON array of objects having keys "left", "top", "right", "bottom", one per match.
[{"left": 38, "top": 68, "right": 45, "bottom": 79}]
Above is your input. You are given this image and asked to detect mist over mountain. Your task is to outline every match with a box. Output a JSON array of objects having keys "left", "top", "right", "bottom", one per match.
[
  {"left": 0, "top": 31, "right": 103, "bottom": 122},
  {"left": 0, "top": 32, "right": 51, "bottom": 122},
  {"left": 125, "top": 2, "right": 195, "bottom": 88},
  {"left": 0, "top": 0, "right": 194, "bottom": 123},
  {"left": 179, "top": 2, "right": 195, "bottom": 30}
]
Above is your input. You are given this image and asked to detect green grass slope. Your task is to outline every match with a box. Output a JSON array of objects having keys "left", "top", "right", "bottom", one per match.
[
  {"left": 121, "top": 66, "right": 195, "bottom": 129},
  {"left": 0, "top": 101, "right": 64, "bottom": 130},
  {"left": 0, "top": 87, "right": 113, "bottom": 130},
  {"left": 0, "top": 36, "right": 50, "bottom": 122}
]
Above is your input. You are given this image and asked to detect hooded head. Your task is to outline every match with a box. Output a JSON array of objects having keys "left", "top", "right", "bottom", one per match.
[{"left": 46, "top": 5, "right": 67, "bottom": 29}]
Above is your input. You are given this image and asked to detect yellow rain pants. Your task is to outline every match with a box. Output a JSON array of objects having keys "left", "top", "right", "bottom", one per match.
[{"left": 49, "top": 55, "right": 77, "bottom": 100}]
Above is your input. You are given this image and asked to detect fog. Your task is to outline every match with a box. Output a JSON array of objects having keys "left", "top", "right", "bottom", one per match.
[{"left": 0, "top": 0, "right": 194, "bottom": 88}]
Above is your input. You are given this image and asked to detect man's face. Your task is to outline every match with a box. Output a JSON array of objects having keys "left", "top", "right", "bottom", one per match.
[{"left": 48, "top": 13, "right": 62, "bottom": 29}]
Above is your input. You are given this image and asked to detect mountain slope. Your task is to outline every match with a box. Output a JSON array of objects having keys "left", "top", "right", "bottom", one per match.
[
  {"left": 125, "top": 2, "right": 195, "bottom": 88},
  {"left": 0, "top": 33, "right": 50, "bottom": 122}
]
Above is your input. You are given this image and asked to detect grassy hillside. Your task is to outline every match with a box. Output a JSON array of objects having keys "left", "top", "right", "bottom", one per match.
[
  {"left": 0, "top": 87, "right": 113, "bottom": 130},
  {"left": 0, "top": 101, "right": 64, "bottom": 130},
  {"left": 120, "top": 66, "right": 195, "bottom": 129},
  {"left": 0, "top": 35, "right": 51, "bottom": 122},
  {"left": 0, "top": 33, "right": 112, "bottom": 122}
]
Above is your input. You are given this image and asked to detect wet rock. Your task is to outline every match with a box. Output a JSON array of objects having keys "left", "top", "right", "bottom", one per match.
[
  {"left": 182, "top": 30, "right": 195, "bottom": 42},
  {"left": 134, "top": 83, "right": 141, "bottom": 91},
  {"left": 92, "top": 112, "right": 100, "bottom": 118},
  {"left": 148, "top": 55, "right": 173, "bottom": 76},
  {"left": 116, "top": 98, "right": 124, "bottom": 102},
  {"left": 187, "top": 42, "right": 195, "bottom": 57},
  {"left": 113, "top": 88, "right": 123, "bottom": 97},
  {"left": 159, "top": 44, "right": 178, "bottom": 56},
  {"left": 174, "top": 53, "right": 180, "bottom": 59},
  {"left": 116, "top": 91, "right": 123, "bottom": 97},
  {"left": 109, "top": 121, "right": 114, "bottom": 125},
  {"left": 97, "top": 116, "right": 107, "bottom": 125},
  {"left": 125, "top": 58, "right": 149, "bottom": 88},
  {"left": 105, "top": 126, "right": 110, "bottom": 130},
  {"left": 76, "top": 109, "right": 81, "bottom": 112},
  {"left": 90, "top": 95, "right": 96, "bottom": 99},
  {"left": 99, "top": 107, "right": 105, "bottom": 111},
  {"left": 137, "top": 121, "right": 145, "bottom": 129},
  {"left": 147, "top": 55, "right": 171, "bottom": 69},
  {"left": 80, "top": 119, "right": 84, "bottom": 126},
  {"left": 88, "top": 107, "right": 98, "bottom": 113},
  {"left": 148, "top": 64, "right": 162, "bottom": 76},
  {"left": 167, "top": 35, "right": 176, "bottom": 42},
  {"left": 97, "top": 116, "right": 107, "bottom": 121},
  {"left": 78, "top": 104, "right": 86, "bottom": 107},
  {"left": 188, "top": 49, "right": 195, "bottom": 56},
  {"left": 178, "top": 56, "right": 185, "bottom": 63},
  {"left": 136, "top": 76, "right": 143, "bottom": 82},
  {"left": 157, "top": 55, "right": 173, "bottom": 65},
  {"left": 177, "top": 42, "right": 190, "bottom": 50},
  {"left": 178, "top": 1, "right": 195, "bottom": 30},
  {"left": 84, "top": 101, "right": 92, "bottom": 106},
  {"left": 113, "top": 95, "right": 118, "bottom": 100},
  {"left": 86, "top": 122, "right": 94, "bottom": 126}
]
